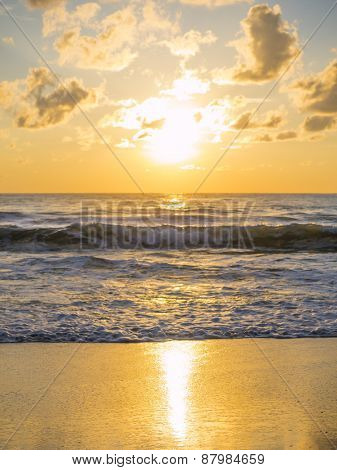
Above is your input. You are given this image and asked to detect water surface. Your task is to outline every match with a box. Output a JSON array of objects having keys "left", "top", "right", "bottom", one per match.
[{"left": 0, "top": 194, "right": 336, "bottom": 342}]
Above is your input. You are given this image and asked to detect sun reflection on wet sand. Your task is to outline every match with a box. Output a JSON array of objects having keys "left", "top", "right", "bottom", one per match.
[
  {"left": 161, "top": 342, "right": 195, "bottom": 441},
  {"left": 1, "top": 341, "right": 336, "bottom": 449}
]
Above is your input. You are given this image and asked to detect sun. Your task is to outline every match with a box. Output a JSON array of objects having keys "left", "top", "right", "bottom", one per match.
[{"left": 147, "top": 106, "right": 199, "bottom": 164}]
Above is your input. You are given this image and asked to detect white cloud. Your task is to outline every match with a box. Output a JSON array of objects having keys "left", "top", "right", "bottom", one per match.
[
  {"left": 43, "top": 2, "right": 101, "bottom": 36},
  {"left": 0, "top": 80, "right": 20, "bottom": 109},
  {"left": 49, "top": 1, "right": 181, "bottom": 72},
  {"left": 161, "top": 70, "right": 210, "bottom": 100},
  {"left": 162, "top": 29, "right": 217, "bottom": 58},
  {"left": 141, "top": 0, "right": 180, "bottom": 34},
  {"left": 101, "top": 97, "right": 169, "bottom": 130},
  {"left": 192, "top": 98, "right": 231, "bottom": 142},
  {"left": 115, "top": 138, "right": 136, "bottom": 149},
  {"left": 54, "top": 6, "right": 138, "bottom": 71},
  {"left": 100, "top": 93, "right": 233, "bottom": 152}
]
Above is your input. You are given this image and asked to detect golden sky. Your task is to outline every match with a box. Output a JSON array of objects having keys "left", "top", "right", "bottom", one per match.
[{"left": 0, "top": 0, "right": 337, "bottom": 193}]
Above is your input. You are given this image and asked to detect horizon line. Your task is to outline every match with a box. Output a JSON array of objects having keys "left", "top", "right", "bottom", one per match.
[{"left": 0, "top": 192, "right": 337, "bottom": 196}]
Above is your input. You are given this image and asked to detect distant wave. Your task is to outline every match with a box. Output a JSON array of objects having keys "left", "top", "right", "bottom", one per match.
[
  {"left": 0, "top": 211, "right": 28, "bottom": 221},
  {"left": 0, "top": 222, "right": 337, "bottom": 252}
]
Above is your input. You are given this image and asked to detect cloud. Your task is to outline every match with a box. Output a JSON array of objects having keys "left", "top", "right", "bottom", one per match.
[
  {"left": 231, "top": 110, "right": 284, "bottom": 129},
  {"left": 2, "top": 36, "right": 14, "bottom": 46},
  {"left": 100, "top": 93, "right": 233, "bottom": 149},
  {"left": 161, "top": 70, "right": 210, "bottom": 100},
  {"left": 43, "top": 2, "right": 101, "bottom": 36},
  {"left": 254, "top": 129, "right": 298, "bottom": 142},
  {"left": 56, "top": 31, "right": 137, "bottom": 72},
  {"left": 46, "top": 1, "right": 181, "bottom": 71},
  {"left": 141, "top": 0, "right": 180, "bottom": 34},
  {"left": 26, "top": 0, "right": 65, "bottom": 9},
  {"left": 175, "top": 0, "right": 251, "bottom": 6},
  {"left": 231, "top": 4, "right": 299, "bottom": 83},
  {"left": 255, "top": 133, "right": 273, "bottom": 142},
  {"left": 180, "top": 164, "right": 205, "bottom": 170},
  {"left": 212, "top": 67, "right": 235, "bottom": 85},
  {"left": 143, "top": 118, "right": 165, "bottom": 129},
  {"left": 48, "top": 1, "right": 181, "bottom": 71},
  {"left": 0, "top": 81, "right": 19, "bottom": 109},
  {"left": 101, "top": 97, "right": 169, "bottom": 130},
  {"left": 54, "top": 6, "right": 138, "bottom": 71},
  {"left": 133, "top": 129, "right": 153, "bottom": 141},
  {"left": 276, "top": 130, "right": 298, "bottom": 140},
  {"left": 162, "top": 29, "right": 217, "bottom": 58},
  {"left": 292, "top": 60, "right": 337, "bottom": 114},
  {"left": 187, "top": 98, "right": 231, "bottom": 143},
  {"left": 115, "top": 138, "right": 136, "bottom": 149},
  {"left": 0, "top": 67, "right": 96, "bottom": 129},
  {"left": 303, "top": 115, "right": 337, "bottom": 133}
]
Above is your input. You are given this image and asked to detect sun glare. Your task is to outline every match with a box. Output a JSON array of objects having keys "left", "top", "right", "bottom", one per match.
[{"left": 148, "top": 106, "right": 199, "bottom": 164}]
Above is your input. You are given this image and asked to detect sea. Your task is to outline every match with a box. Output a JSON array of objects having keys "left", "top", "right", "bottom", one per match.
[{"left": 0, "top": 193, "right": 336, "bottom": 342}]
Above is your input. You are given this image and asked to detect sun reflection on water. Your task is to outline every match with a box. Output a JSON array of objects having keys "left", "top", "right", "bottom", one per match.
[
  {"left": 161, "top": 342, "right": 195, "bottom": 441},
  {"left": 160, "top": 195, "right": 186, "bottom": 210}
]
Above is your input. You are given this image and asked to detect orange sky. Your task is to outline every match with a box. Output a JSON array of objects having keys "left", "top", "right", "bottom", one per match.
[{"left": 1, "top": 0, "right": 337, "bottom": 193}]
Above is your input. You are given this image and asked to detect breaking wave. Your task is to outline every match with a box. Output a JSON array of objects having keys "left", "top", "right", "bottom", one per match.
[{"left": 0, "top": 223, "right": 336, "bottom": 252}]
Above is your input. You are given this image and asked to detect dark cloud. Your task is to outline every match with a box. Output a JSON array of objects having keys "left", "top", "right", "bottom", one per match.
[
  {"left": 276, "top": 130, "right": 298, "bottom": 140},
  {"left": 293, "top": 60, "right": 337, "bottom": 114},
  {"left": 231, "top": 111, "right": 284, "bottom": 130},
  {"left": 232, "top": 4, "right": 299, "bottom": 83},
  {"left": 0, "top": 67, "right": 96, "bottom": 129},
  {"left": 26, "top": 0, "right": 65, "bottom": 9},
  {"left": 255, "top": 133, "right": 273, "bottom": 142},
  {"left": 303, "top": 115, "right": 337, "bottom": 133},
  {"left": 142, "top": 118, "right": 165, "bottom": 129},
  {"left": 176, "top": 0, "right": 251, "bottom": 6}
]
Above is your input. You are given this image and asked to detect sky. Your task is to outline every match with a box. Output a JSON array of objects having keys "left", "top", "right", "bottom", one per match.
[{"left": 0, "top": 0, "right": 337, "bottom": 193}]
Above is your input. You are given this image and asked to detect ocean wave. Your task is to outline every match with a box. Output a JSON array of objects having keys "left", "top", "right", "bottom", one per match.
[
  {"left": 0, "top": 211, "right": 28, "bottom": 221},
  {"left": 0, "top": 223, "right": 336, "bottom": 252},
  {"left": 2, "top": 327, "right": 336, "bottom": 343}
]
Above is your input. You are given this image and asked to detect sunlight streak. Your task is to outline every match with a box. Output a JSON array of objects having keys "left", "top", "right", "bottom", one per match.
[{"left": 161, "top": 343, "right": 195, "bottom": 440}]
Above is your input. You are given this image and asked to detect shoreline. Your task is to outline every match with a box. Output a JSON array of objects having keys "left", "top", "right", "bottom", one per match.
[
  {"left": 1, "top": 334, "right": 337, "bottom": 344},
  {"left": 1, "top": 338, "right": 336, "bottom": 450}
]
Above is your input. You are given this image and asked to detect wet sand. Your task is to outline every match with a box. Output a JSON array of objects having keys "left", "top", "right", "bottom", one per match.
[{"left": 0, "top": 339, "right": 336, "bottom": 450}]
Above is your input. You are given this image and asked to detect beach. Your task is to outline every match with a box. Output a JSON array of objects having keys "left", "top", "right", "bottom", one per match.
[
  {"left": 1, "top": 194, "right": 337, "bottom": 450},
  {"left": 1, "top": 338, "right": 336, "bottom": 450},
  {"left": 2, "top": 0, "right": 337, "bottom": 459}
]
